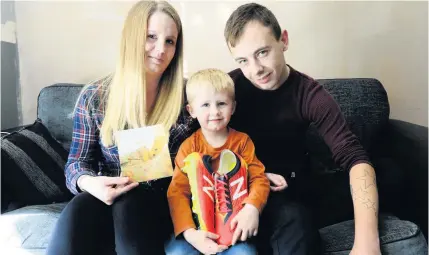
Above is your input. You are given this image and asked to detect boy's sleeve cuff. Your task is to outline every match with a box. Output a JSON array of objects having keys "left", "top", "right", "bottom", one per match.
[
  {"left": 243, "top": 198, "right": 265, "bottom": 214},
  {"left": 174, "top": 224, "right": 196, "bottom": 237}
]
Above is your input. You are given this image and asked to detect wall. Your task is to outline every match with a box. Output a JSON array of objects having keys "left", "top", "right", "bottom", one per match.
[
  {"left": 1, "top": 0, "right": 20, "bottom": 129},
  {"left": 14, "top": 1, "right": 428, "bottom": 126}
]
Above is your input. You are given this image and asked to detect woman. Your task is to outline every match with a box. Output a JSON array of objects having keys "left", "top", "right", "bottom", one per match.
[{"left": 46, "top": 1, "right": 190, "bottom": 254}]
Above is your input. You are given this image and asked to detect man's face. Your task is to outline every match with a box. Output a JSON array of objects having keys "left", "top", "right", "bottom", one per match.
[{"left": 229, "top": 21, "right": 289, "bottom": 90}]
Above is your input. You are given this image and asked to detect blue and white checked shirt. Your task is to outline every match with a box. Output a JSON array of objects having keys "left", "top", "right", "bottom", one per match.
[{"left": 65, "top": 84, "right": 195, "bottom": 195}]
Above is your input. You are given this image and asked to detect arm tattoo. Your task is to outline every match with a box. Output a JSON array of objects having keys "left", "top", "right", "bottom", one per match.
[
  {"left": 350, "top": 169, "right": 378, "bottom": 217},
  {"left": 356, "top": 169, "right": 377, "bottom": 189}
]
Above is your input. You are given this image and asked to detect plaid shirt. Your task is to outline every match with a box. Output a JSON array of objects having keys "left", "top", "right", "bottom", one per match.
[{"left": 65, "top": 84, "right": 195, "bottom": 194}]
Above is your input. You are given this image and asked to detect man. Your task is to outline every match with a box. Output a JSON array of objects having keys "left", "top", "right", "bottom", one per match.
[{"left": 224, "top": 3, "right": 381, "bottom": 255}]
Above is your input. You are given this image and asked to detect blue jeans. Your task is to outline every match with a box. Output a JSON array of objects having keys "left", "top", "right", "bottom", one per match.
[{"left": 165, "top": 235, "right": 257, "bottom": 255}]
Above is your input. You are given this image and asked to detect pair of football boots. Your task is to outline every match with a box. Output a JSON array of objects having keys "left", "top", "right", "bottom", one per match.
[{"left": 182, "top": 149, "right": 249, "bottom": 246}]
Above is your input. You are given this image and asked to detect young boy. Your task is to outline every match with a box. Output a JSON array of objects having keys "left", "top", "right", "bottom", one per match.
[{"left": 166, "top": 69, "right": 270, "bottom": 255}]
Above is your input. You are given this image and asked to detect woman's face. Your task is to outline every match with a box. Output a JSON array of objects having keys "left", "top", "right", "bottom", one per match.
[{"left": 145, "top": 11, "right": 178, "bottom": 77}]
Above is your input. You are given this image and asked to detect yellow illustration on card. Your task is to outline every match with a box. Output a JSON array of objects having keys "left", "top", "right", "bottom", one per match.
[{"left": 115, "top": 125, "right": 173, "bottom": 182}]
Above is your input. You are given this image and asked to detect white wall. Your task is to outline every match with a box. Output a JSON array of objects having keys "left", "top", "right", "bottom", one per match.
[
  {"left": 1, "top": 0, "right": 20, "bottom": 129},
  {"left": 15, "top": 1, "right": 428, "bottom": 126}
]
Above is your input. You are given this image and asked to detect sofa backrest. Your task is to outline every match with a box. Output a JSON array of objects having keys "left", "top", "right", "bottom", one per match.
[
  {"left": 37, "top": 84, "right": 85, "bottom": 150},
  {"left": 37, "top": 79, "right": 390, "bottom": 166},
  {"left": 306, "top": 78, "right": 390, "bottom": 172}
]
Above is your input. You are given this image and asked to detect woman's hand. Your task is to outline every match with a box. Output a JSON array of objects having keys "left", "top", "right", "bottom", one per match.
[{"left": 77, "top": 175, "right": 139, "bottom": 205}]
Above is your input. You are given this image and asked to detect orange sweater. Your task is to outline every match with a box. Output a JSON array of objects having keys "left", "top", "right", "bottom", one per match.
[{"left": 167, "top": 128, "right": 270, "bottom": 236}]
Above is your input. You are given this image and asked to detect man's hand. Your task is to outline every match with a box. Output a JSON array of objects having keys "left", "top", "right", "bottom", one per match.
[
  {"left": 77, "top": 175, "right": 139, "bottom": 205},
  {"left": 350, "top": 240, "right": 381, "bottom": 255},
  {"left": 265, "top": 172, "right": 288, "bottom": 191},
  {"left": 350, "top": 224, "right": 381, "bottom": 255},
  {"left": 230, "top": 204, "right": 259, "bottom": 245},
  {"left": 183, "top": 228, "right": 228, "bottom": 255}
]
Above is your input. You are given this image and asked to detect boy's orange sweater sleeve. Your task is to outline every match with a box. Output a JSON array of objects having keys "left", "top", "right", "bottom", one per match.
[
  {"left": 240, "top": 135, "right": 270, "bottom": 213},
  {"left": 167, "top": 140, "right": 196, "bottom": 236}
]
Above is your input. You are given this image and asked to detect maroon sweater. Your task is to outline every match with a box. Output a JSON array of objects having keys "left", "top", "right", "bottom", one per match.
[{"left": 228, "top": 65, "right": 370, "bottom": 177}]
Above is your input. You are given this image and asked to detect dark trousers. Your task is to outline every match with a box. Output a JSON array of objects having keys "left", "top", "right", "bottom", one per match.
[
  {"left": 46, "top": 179, "right": 172, "bottom": 255},
  {"left": 253, "top": 175, "right": 322, "bottom": 255}
]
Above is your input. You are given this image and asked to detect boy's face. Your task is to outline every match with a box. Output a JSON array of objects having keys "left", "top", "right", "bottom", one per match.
[
  {"left": 187, "top": 85, "right": 235, "bottom": 133},
  {"left": 229, "top": 21, "right": 289, "bottom": 91}
]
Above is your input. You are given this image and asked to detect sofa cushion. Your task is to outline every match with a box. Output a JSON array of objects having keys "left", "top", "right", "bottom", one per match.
[
  {"left": 37, "top": 84, "right": 85, "bottom": 151},
  {"left": 1, "top": 120, "right": 73, "bottom": 206},
  {"left": 307, "top": 78, "right": 390, "bottom": 173},
  {"left": 320, "top": 215, "right": 428, "bottom": 254},
  {"left": 1, "top": 204, "right": 426, "bottom": 255},
  {"left": 0, "top": 203, "right": 67, "bottom": 252}
]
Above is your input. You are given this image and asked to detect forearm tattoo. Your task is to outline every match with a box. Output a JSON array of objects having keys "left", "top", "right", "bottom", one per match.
[{"left": 350, "top": 169, "right": 378, "bottom": 217}]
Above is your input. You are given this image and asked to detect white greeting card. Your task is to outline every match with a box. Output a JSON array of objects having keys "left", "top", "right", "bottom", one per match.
[{"left": 115, "top": 125, "right": 173, "bottom": 182}]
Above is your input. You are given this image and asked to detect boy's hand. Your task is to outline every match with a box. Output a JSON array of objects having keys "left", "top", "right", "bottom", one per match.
[
  {"left": 265, "top": 172, "right": 288, "bottom": 191},
  {"left": 183, "top": 228, "right": 228, "bottom": 254},
  {"left": 230, "top": 204, "right": 259, "bottom": 245}
]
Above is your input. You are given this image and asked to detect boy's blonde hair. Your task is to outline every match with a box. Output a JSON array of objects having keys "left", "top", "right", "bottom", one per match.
[{"left": 186, "top": 68, "right": 235, "bottom": 104}]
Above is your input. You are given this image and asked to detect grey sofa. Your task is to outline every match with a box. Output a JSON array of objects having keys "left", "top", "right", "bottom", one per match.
[{"left": 1, "top": 79, "right": 428, "bottom": 254}]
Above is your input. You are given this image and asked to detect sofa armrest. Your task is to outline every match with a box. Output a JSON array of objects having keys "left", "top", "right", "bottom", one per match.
[
  {"left": 384, "top": 119, "right": 428, "bottom": 239},
  {"left": 1, "top": 124, "right": 31, "bottom": 137},
  {"left": 1, "top": 124, "right": 31, "bottom": 213}
]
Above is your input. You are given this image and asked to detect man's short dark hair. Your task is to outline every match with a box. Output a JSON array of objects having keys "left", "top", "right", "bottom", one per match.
[{"left": 224, "top": 3, "right": 282, "bottom": 47}]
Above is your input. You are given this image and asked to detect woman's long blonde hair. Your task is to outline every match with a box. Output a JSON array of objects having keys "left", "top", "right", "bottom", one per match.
[{"left": 96, "top": 1, "right": 184, "bottom": 146}]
